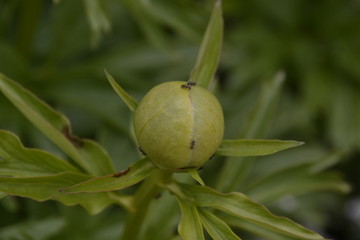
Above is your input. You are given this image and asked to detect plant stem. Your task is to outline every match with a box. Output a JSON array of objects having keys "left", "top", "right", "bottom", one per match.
[{"left": 120, "top": 169, "right": 173, "bottom": 240}]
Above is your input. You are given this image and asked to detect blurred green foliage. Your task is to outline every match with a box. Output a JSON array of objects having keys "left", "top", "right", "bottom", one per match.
[{"left": 0, "top": 0, "right": 359, "bottom": 239}]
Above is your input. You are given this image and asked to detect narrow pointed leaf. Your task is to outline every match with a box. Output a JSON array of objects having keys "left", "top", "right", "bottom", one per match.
[
  {"left": 188, "top": 169, "right": 205, "bottom": 186},
  {"left": 176, "top": 197, "right": 204, "bottom": 240},
  {"left": 246, "top": 165, "right": 351, "bottom": 204},
  {"left": 216, "top": 72, "right": 285, "bottom": 192},
  {"left": 172, "top": 183, "right": 325, "bottom": 240},
  {"left": 105, "top": 70, "right": 138, "bottom": 112},
  {"left": 242, "top": 71, "right": 285, "bottom": 139},
  {"left": 217, "top": 139, "right": 304, "bottom": 157},
  {"left": 222, "top": 214, "right": 299, "bottom": 240},
  {"left": 60, "top": 158, "right": 155, "bottom": 193},
  {"left": 0, "top": 73, "right": 114, "bottom": 176},
  {"left": 246, "top": 146, "right": 329, "bottom": 179},
  {"left": 0, "top": 217, "right": 66, "bottom": 240},
  {"left": 198, "top": 208, "right": 241, "bottom": 240},
  {"left": 120, "top": 0, "right": 173, "bottom": 51},
  {"left": 0, "top": 172, "right": 116, "bottom": 214},
  {"left": 0, "top": 130, "right": 79, "bottom": 176},
  {"left": 84, "top": 0, "right": 111, "bottom": 46},
  {"left": 141, "top": 1, "right": 201, "bottom": 41},
  {"left": 189, "top": 0, "right": 223, "bottom": 88},
  {"left": 309, "top": 151, "right": 345, "bottom": 174}
]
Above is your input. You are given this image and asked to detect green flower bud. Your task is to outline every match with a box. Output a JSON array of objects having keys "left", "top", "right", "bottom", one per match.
[{"left": 133, "top": 81, "right": 224, "bottom": 171}]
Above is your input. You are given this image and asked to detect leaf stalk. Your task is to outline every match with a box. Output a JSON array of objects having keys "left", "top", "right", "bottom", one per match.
[{"left": 120, "top": 169, "right": 173, "bottom": 240}]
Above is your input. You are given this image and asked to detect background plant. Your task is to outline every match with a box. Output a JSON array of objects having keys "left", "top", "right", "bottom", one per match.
[{"left": 0, "top": 0, "right": 358, "bottom": 239}]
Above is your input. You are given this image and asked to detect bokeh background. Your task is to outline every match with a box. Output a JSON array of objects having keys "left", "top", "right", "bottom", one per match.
[{"left": 0, "top": 0, "right": 359, "bottom": 239}]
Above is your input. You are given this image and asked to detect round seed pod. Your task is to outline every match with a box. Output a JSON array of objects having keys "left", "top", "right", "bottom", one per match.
[{"left": 133, "top": 81, "right": 224, "bottom": 171}]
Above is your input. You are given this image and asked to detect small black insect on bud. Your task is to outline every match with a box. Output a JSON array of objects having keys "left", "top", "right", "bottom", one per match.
[
  {"left": 190, "top": 140, "right": 196, "bottom": 149},
  {"left": 186, "top": 82, "right": 197, "bottom": 86},
  {"left": 181, "top": 84, "right": 191, "bottom": 90},
  {"left": 138, "top": 146, "right": 147, "bottom": 156}
]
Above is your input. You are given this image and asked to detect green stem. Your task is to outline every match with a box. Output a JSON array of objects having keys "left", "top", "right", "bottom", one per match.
[{"left": 120, "top": 169, "right": 173, "bottom": 240}]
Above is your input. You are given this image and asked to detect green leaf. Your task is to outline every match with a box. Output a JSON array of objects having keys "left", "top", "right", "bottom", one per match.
[
  {"left": 60, "top": 158, "right": 155, "bottom": 193},
  {"left": 83, "top": 0, "right": 111, "bottom": 46},
  {"left": 198, "top": 208, "right": 241, "bottom": 240},
  {"left": 241, "top": 71, "right": 285, "bottom": 139},
  {"left": 0, "top": 172, "right": 118, "bottom": 214},
  {"left": 0, "top": 73, "right": 114, "bottom": 176},
  {"left": 239, "top": 148, "right": 350, "bottom": 204},
  {"left": 0, "top": 192, "right": 6, "bottom": 199},
  {"left": 327, "top": 80, "right": 360, "bottom": 149},
  {"left": 170, "top": 183, "right": 325, "bottom": 240},
  {"left": 176, "top": 197, "right": 204, "bottom": 240},
  {"left": 120, "top": 0, "right": 172, "bottom": 51},
  {"left": 0, "top": 129, "right": 79, "bottom": 177},
  {"left": 245, "top": 145, "right": 328, "bottom": 181},
  {"left": 222, "top": 214, "right": 299, "bottom": 240},
  {"left": 245, "top": 166, "right": 351, "bottom": 204},
  {"left": 141, "top": 1, "right": 202, "bottom": 41},
  {"left": 0, "top": 173, "right": 85, "bottom": 201},
  {"left": 217, "top": 139, "right": 304, "bottom": 157},
  {"left": 140, "top": 191, "right": 180, "bottom": 240},
  {"left": 0, "top": 217, "right": 66, "bottom": 240},
  {"left": 309, "top": 151, "right": 345, "bottom": 174},
  {"left": 189, "top": 0, "right": 223, "bottom": 88},
  {"left": 216, "top": 71, "right": 285, "bottom": 192},
  {"left": 105, "top": 70, "right": 138, "bottom": 112},
  {"left": 188, "top": 169, "right": 205, "bottom": 186}
]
